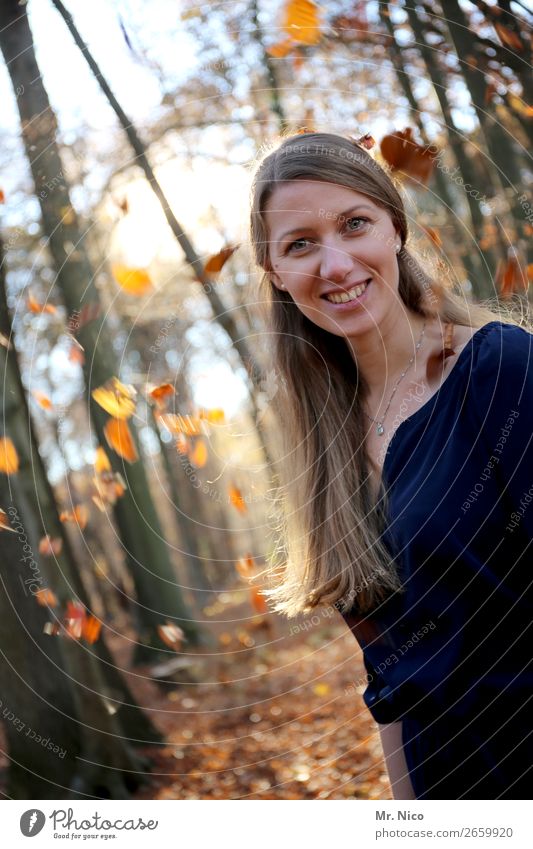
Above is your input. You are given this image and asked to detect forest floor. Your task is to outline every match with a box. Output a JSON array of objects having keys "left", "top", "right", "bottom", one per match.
[
  {"left": 123, "top": 597, "right": 392, "bottom": 801},
  {"left": 0, "top": 596, "right": 392, "bottom": 800}
]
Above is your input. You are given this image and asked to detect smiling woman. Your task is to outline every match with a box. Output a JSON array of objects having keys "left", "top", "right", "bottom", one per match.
[{"left": 247, "top": 131, "right": 533, "bottom": 800}]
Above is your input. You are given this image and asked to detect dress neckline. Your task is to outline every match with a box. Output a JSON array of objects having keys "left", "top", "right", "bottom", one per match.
[{"left": 377, "top": 320, "right": 501, "bottom": 496}]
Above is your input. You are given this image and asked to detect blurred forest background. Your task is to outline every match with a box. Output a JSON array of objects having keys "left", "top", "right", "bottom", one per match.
[{"left": 0, "top": 0, "right": 531, "bottom": 800}]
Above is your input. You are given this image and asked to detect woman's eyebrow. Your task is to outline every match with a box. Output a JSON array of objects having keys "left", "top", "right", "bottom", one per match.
[{"left": 276, "top": 204, "right": 374, "bottom": 243}]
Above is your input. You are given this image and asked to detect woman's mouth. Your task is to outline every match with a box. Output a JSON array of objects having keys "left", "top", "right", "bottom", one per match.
[{"left": 322, "top": 278, "right": 371, "bottom": 306}]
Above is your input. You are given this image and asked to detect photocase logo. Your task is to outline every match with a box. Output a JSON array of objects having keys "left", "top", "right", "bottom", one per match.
[{"left": 20, "top": 809, "right": 46, "bottom": 837}]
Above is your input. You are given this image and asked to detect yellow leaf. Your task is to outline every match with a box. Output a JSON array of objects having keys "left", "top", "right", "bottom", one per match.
[
  {"left": 32, "top": 390, "right": 53, "bottom": 410},
  {"left": 94, "top": 446, "right": 112, "bottom": 474},
  {"left": 0, "top": 437, "right": 19, "bottom": 474},
  {"left": 112, "top": 263, "right": 153, "bottom": 295},
  {"left": 282, "top": 0, "right": 321, "bottom": 46},
  {"left": 189, "top": 438, "right": 208, "bottom": 468},
  {"left": 0, "top": 508, "right": 17, "bottom": 532},
  {"left": 92, "top": 377, "right": 136, "bottom": 419},
  {"left": 313, "top": 682, "right": 330, "bottom": 696}
]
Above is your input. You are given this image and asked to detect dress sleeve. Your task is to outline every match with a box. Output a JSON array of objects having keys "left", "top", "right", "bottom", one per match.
[
  {"left": 361, "top": 652, "right": 406, "bottom": 723},
  {"left": 468, "top": 322, "right": 533, "bottom": 537}
]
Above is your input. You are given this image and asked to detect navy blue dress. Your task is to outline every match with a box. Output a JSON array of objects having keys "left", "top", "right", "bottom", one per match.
[{"left": 340, "top": 321, "right": 533, "bottom": 799}]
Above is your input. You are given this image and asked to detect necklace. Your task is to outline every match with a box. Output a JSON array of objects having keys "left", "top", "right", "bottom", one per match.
[{"left": 363, "top": 319, "right": 427, "bottom": 436}]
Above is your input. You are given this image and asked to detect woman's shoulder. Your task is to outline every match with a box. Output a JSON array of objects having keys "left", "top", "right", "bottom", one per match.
[{"left": 466, "top": 320, "right": 533, "bottom": 377}]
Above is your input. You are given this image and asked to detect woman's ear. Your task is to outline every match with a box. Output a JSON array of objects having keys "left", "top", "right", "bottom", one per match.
[{"left": 269, "top": 272, "right": 286, "bottom": 290}]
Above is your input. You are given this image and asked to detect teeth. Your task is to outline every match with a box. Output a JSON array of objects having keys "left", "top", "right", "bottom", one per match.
[{"left": 325, "top": 280, "right": 369, "bottom": 303}]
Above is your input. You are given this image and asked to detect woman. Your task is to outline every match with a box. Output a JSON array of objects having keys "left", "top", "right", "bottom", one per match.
[{"left": 248, "top": 131, "right": 533, "bottom": 800}]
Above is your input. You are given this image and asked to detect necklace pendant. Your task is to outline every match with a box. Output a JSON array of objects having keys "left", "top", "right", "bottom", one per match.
[{"left": 376, "top": 423, "right": 385, "bottom": 436}]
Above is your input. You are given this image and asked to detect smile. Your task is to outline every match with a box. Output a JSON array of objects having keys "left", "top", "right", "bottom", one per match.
[{"left": 323, "top": 279, "right": 371, "bottom": 304}]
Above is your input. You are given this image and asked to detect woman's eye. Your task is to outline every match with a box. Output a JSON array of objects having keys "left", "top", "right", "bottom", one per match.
[
  {"left": 286, "top": 238, "right": 309, "bottom": 253},
  {"left": 346, "top": 216, "right": 368, "bottom": 231}
]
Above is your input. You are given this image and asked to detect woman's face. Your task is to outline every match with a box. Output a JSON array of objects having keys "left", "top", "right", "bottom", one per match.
[{"left": 264, "top": 180, "right": 402, "bottom": 339}]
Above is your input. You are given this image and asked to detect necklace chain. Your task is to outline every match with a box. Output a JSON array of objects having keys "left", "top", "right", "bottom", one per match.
[{"left": 363, "top": 320, "right": 427, "bottom": 436}]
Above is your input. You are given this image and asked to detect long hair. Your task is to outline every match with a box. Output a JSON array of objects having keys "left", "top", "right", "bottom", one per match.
[{"left": 248, "top": 131, "right": 528, "bottom": 619}]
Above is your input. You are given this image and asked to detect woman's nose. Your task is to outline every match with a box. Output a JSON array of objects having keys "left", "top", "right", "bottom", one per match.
[{"left": 319, "top": 242, "right": 353, "bottom": 281}]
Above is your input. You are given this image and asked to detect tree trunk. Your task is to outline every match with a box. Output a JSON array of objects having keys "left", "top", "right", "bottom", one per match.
[
  {"left": 439, "top": 0, "right": 531, "bottom": 266},
  {"left": 404, "top": 2, "right": 501, "bottom": 291},
  {"left": 0, "top": 0, "right": 201, "bottom": 662}
]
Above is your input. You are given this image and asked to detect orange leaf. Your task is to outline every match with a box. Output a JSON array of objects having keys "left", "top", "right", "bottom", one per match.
[
  {"left": 496, "top": 251, "right": 529, "bottom": 297},
  {"left": 147, "top": 382, "right": 175, "bottom": 408},
  {"left": 189, "top": 438, "right": 208, "bottom": 468},
  {"left": 112, "top": 263, "right": 153, "bottom": 295},
  {"left": 236, "top": 553, "right": 256, "bottom": 579},
  {"left": 204, "top": 244, "right": 239, "bottom": 274},
  {"left": 198, "top": 408, "right": 225, "bottom": 424},
  {"left": 92, "top": 377, "right": 136, "bottom": 419},
  {"left": 82, "top": 615, "right": 102, "bottom": 644},
  {"left": 266, "top": 38, "right": 294, "bottom": 57},
  {"left": 93, "top": 470, "right": 127, "bottom": 505},
  {"left": 59, "top": 504, "right": 89, "bottom": 530},
  {"left": 0, "top": 508, "right": 17, "bottom": 532},
  {"left": 250, "top": 586, "right": 268, "bottom": 614},
  {"left": 104, "top": 417, "right": 139, "bottom": 463},
  {"left": 380, "top": 129, "right": 437, "bottom": 184},
  {"left": 157, "top": 623, "right": 185, "bottom": 651},
  {"left": 38, "top": 535, "right": 63, "bottom": 556},
  {"left": 35, "top": 588, "right": 59, "bottom": 607},
  {"left": 64, "top": 600, "right": 85, "bottom": 639},
  {"left": 229, "top": 485, "right": 247, "bottom": 514},
  {"left": 283, "top": 0, "right": 322, "bottom": 46},
  {"left": 32, "top": 390, "right": 53, "bottom": 410},
  {"left": 27, "top": 292, "right": 57, "bottom": 315},
  {"left": 0, "top": 437, "right": 19, "bottom": 474},
  {"left": 422, "top": 226, "right": 442, "bottom": 249},
  {"left": 0, "top": 188, "right": 5, "bottom": 203},
  {"left": 156, "top": 412, "right": 204, "bottom": 436},
  {"left": 94, "top": 446, "right": 112, "bottom": 474}
]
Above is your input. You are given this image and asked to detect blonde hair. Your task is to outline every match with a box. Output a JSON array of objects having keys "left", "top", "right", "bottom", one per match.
[{"left": 248, "top": 131, "right": 528, "bottom": 618}]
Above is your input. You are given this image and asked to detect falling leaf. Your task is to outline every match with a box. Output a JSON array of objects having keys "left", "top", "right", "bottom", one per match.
[
  {"left": 35, "top": 588, "right": 58, "bottom": 608},
  {"left": 189, "top": 439, "right": 208, "bottom": 468},
  {"left": 507, "top": 93, "right": 533, "bottom": 119},
  {"left": 266, "top": 38, "right": 294, "bottom": 57},
  {"left": 116, "top": 197, "right": 129, "bottom": 215},
  {"left": 43, "top": 621, "right": 61, "bottom": 637},
  {"left": 236, "top": 554, "right": 256, "bottom": 579},
  {"left": 104, "top": 417, "right": 138, "bottom": 462},
  {"left": 0, "top": 188, "right": 5, "bottom": 204},
  {"left": 27, "top": 292, "right": 57, "bottom": 315},
  {"left": 82, "top": 615, "right": 102, "bottom": 644},
  {"left": 38, "top": 535, "right": 63, "bottom": 556},
  {"left": 250, "top": 586, "right": 268, "bottom": 614},
  {"left": 94, "top": 446, "right": 112, "bottom": 474},
  {"left": 156, "top": 412, "right": 205, "bottom": 436},
  {"left": 496, "top": 250, "right": 529, "bottom": 297},
  {"left": 282, "top": 0, "right": 322, "bottom": 46},
  {"left": 229, "top": 485, "right": 247, "bottom": 514},
  {"left": 59, "top": 504, "right": 89, "bottom": 530},
  {"left": 0, "top": 508, "right": 16, "bottom": 532},
  {"left": 147, "top": 382, "right": 175, "bottom": 408},
  {"left": 157, "top": 623, "right": 185, "bottom": 651},
  {"left": 92, "top": 377, "right": 136, "bottom": 419},
  {"left": 0, "top": 437, "right": 19, "bottom": 475},
  {"left": 64, "top": 600, "right": 85, "bottom": 639},
  {"left": 198, "top": 408, "right": 225, "bottom": 424},
  {"left": 0, "top": 331, "right": 12, "bottom": 350},
  {"left": 93, "top": 470, "right": 127, "bottom": 505},
  {"left": 354, "top": 133, "right": 375, "bottom": 150},
  {"left": 32, "top": 390, "right": 53, "bottom": 410},
  {"left": 380, "top": 129, "right": 437, "bottom": 184},
  {"left": 204, "top": 244, "right": 240, "bottom": 274},
  {"left": 112, "top": 263, "right": 153, "bottom": 295}
]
